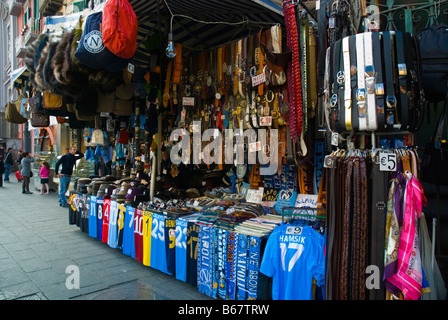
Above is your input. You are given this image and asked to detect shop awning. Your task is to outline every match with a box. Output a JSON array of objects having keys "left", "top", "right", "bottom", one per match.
[
  {"left": 41, "top": 0, "right": 285, "bottom": 67},
  {"left": 129, "top": 0, "right": 285, "bottom": 66},
  {"left": 8, "top": 65, "right": 29, "bottom": 85}
]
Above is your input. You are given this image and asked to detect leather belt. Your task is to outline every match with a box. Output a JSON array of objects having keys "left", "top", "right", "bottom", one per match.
[
  {"left": 333, "top": 39, "right": 344, "bottom": 132},
  {"left": 373, "top": 32, "right": 385, "bottom": 130},
  {"left": 343, "top": 36, "right": 352, "bottom": 131},
  {"left": 163, "top": 60, "right": 173, "bottom": 108},
  {"left": 395, "top": 31, "right": 408, "bottom": 130},
  {"left": 355, "top": 34, "right": 366, "bottom": 131},
  {"left": 382, "top": 31, "right": 397, "bottom": 130},
  {"left": 363, "top": 32, "right": 377, "bottom": 131}
]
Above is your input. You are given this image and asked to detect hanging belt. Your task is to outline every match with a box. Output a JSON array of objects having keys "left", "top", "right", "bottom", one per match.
[
  {"left": 340, "top": 156, "right": 353, "bottom": 300},
  {"left": 356, "top": 33, "right": 367, "bottom": 131},
  {"left": 395, "top": 31, "right": 408, "bottom": 130},
  {"left": 382, "top": 31, "right": 397, "bottom": 130},
  {"left": 334, "top": 39, "right": 345, "bottom": 132},
  {"left": 343, "top": 36, "right": 352, "bottom": 131},
  {"left": 349, "top": 34, "right": 359, "bottom": 132},
  {"left": 373, "top": 32, "right": 385, "bottom": 131},
  {"left": 363, "top": 32, "right": 378, "bottom": 131}
]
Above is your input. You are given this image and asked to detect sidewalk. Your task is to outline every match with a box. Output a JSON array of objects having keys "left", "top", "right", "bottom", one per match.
[{"left": 0, "top": 177, "right": 210, "bottom": 300}]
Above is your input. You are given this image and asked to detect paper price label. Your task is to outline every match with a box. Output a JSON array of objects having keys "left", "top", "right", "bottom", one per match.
[
  {"left": 331, "top": 132, "right": 339, "bottom": 146},
  {"left": 379, "top": 152, "right": 397, "bottom": 171},
  {"left": 251, "top": 72, "right": 266, "bottom": 87},
  {"left": 259, "top": 116, "right": 272, "bottom": 126},
  {"left": 182, "top": 97, "right": 195, "bottom": 106},
  {"left": 249, "top": 141, "right": 262, "bottom": 152}
]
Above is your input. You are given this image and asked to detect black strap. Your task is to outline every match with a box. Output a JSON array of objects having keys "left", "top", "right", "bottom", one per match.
[
  {"left": 332, "top": 39, "right": 344, "bottom": 132},
  {"left": 395, "top": 31, "right": 409, "bottom": 130},
  {"left": 433, "top": 94, "right": 448, "bottom": 148},
  {"left": 318, "top": 0, "right": 328, "bottom": 130},
  {"left": 336, "top": 38, "right": 346, "bottom": 132},
  {"left": 382, "top": 31, "right": 396, "bottom": 130},
  {"left": 349, "top": 35, "right": 359, "bottom": 132},
  {"left": 372, "top": 32, "right": 385, "bottom": 131}
]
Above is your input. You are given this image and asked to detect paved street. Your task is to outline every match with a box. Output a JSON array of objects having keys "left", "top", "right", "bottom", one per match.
[{"left": 0, "top": 177, "right": 210, "bottom": 300}]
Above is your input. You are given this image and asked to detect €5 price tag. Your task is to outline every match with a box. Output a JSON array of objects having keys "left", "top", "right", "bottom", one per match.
[{"left": 379, "top": 152, "right": 397, "bottom": 172}]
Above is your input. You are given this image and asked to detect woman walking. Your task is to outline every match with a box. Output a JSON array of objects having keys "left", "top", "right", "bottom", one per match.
[{"left": 21, "top": 152, "right": 35, "bottom": 194}]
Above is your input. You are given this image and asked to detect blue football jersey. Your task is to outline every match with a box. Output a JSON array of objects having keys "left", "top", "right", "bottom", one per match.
[
  {"left": 175, "top": 218, "right": 188, "bottom": 282},
  {"left": 88, "top": 196, "right": 98, "bottom": 239},
  {"left": 260, "top": 224, "right": 325, "bottom": 300},
  {"left": 97, "top": 198, "right": 103, "bottom": 241},
  {"left": 150, "top": 212, "right": 168, "bottom": 274},
  {"left": 107, "top": 200, "right": 119, "bottom": 249},
  {"left": 122, "top": 205, "right": 135, "bottom": 257}
]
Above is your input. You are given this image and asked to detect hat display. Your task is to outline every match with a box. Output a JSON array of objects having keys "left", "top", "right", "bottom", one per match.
[{"left": 125, "top": 187, "right": 143, "bottom": 200}]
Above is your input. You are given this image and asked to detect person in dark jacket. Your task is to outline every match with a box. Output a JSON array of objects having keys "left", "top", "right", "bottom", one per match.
[
  {"left": 4, "top": 147, "right": 13, "bottom": 182},
  {"left": 21, "top": 152, "right": 35, "bottom": 194},
  {"left": 55, "top": 147, "right": 84, "bottom": 207}
]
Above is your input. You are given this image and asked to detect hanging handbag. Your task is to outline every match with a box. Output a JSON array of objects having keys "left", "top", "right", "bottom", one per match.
[
  {"left": 43, "top": 90, "right": 63, "bottom": 109},
  {"left": 5, "top": 90, "right": 28, "bottom": 124},
  {"left": 421, "top": 94, "right": 448, "bottom": 185},
  {"left": 30, "top": 111, "right": 50, "bottom": 127},
  {"left": 91, "top": 129, "right": 105, "bottom": 146},
  {"left": 416, "top": 23, "right": 448, "bottom": 103}
]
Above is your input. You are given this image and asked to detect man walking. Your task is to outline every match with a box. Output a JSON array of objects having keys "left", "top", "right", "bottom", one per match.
[
  {"left": 55, "top": 147, "right": 84, "bottom": 207},
  {"left": 4, "top": 147, "right": 13, "bottom": 182}
]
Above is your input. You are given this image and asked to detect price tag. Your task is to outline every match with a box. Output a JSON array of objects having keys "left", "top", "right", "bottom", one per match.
[
  {"left": 127, "top": 63, "right": 135, "bottom": 74},
  {"left": 226, "top": 207, "right": 235, "bottom": 214},
  {"left": 251, "top": 72, "right": 266, "bottom": 87},
  {"left": 379, "top": 152, "right": 397, "bottom": 171},
  {"left": 331, "top": 132, "right": 339, "bottom": 146},
  {"left": 193, "top": 200, "right": 199, "bottom": 206},
  {"left": 259, "top": 116, "right": 272, "bottom": 126},
  {"left": 249, "top": 141, "right": 261, "bottom": 153},
  {"left": 182, "top": 97, "right": 195, "bottom": 106}
]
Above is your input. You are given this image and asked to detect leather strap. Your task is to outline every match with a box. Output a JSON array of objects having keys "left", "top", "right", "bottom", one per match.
[
  {"left": 342, "top": 36, "right": 352, "bottom": 131},
  {"left": 372, "top": 32, "right": 385, "bottom": 130},
  {"left": 172, "top": 43, "right": 182, "bottom": 85},
  {"left": 356, "top": 33, "right": 367, "bottom": 131},
  {"left": 395, "top": 31, "right": 408, "bottom": 130},
  {"left": 363, "top": 32, "right": 377, "bottom": 131},
  {"left": 382, "top": 31, "right": 396, "bottom": 130},
  {"left": 163, "top": 60, "right": 173, "bottom": 108}
]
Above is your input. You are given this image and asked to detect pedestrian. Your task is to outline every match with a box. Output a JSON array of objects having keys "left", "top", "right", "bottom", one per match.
[
  {"left": 21, "top": 152, "right": 35, "bottom": 194},
  {"left": 55, "top": 147, "right": 84, "bottom": 207},
  {"left": 0, "top": 155, "right": 4, "bottom": 187},
  {"left": 39, "top": 161, "right": 50, "bottom": 195},
  {"left": 4, "top": 147, "right": 13, "bottom": 182},
  {"left": 17, "top": 150, "right": 23, "bottom": 171}
]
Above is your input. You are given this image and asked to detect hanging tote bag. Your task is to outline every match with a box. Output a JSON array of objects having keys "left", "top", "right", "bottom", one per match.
[
  {"left": 102, "top": 0, "right": 138, "bottom": 59},
  {"left": 421, "top": 94, "right": 448, "bottom": 185},
  {"left": 74, "top": 11, "right": 129, "bottom": 72},
  {"left": 5, "top": 90, "right": 28, "bottom": 124},
  {"left": 416, "top": 23, "right": 448, "bottom": 103}
]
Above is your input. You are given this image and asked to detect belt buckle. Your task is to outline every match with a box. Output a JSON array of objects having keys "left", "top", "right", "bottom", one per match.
[
  {"left": 386, "top": 95, "right": 397, "bottom": 108},
  {"left": 330, "top": 94, "right": 338, "bottom": 108},
  {"left": 375, "top": 83, "right": 385, "bottom": 96},
  {"left": 356, "top": 88, "right": 366, "bottom": 101},
  {"left": 337, "top": 71, "right": 345, "bottom": 85},
  {"left": 397, "top": 63, "right": 407, "bottom": 76}
]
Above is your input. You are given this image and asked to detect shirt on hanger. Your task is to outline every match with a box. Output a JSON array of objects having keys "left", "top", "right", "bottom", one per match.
[{"left": 260, "top": 224, "right": 325, "bottom": 300}]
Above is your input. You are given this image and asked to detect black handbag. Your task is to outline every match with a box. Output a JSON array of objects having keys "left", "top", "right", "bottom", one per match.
[
  {"left": 416, "top": 23, "right": 448, "bottom": 103},
  {"left": 421, "top": 94, "right": 448, "bottom": 185}
]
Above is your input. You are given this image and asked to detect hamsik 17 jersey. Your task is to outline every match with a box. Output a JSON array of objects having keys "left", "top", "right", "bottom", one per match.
[{"left": 260, "top": 224, "right": 325, "bottom": 300}]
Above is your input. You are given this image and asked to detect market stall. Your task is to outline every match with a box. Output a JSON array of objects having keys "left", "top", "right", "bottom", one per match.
[{"left": 18, "top": 0, "right": 448, "bottom": 301}]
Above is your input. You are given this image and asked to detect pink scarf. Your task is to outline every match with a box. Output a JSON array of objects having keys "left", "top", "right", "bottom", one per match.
[{"left": 387, "top": 172, "right": 427, "bottom": 300}]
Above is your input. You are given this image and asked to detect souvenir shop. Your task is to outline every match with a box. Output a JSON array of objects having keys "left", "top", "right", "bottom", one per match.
[{"left": 18, "top": 0, "right": 448, "bottom": 300}]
